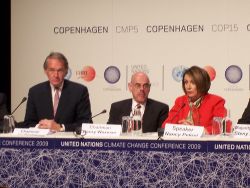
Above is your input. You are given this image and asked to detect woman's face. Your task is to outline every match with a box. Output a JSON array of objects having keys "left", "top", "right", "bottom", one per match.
[{"left": 184, "top": 74, "right": 201, "bottom": 102}]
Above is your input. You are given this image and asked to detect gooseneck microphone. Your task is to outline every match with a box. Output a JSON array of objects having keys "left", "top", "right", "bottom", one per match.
[
  {"left": 157, "top": 103, "right": 186, "bottom": 140},
  {"left": 2, "top": 97, "right": 27, "bottom": 133},
  {"left": 91, "top": 109, "right": 107, "bottom": 119},
  {"left": 75, "top": 109, "right": 107, "bottom": 135},
  {"left": 169, "top": 103, "right": 186, "bottom": 123},
  {"left": 11, "top": 97, "right": 27, "bottom": 115}
]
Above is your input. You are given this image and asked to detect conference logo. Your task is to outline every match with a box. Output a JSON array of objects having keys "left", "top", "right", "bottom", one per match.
[
  {"left": 77, "top": 66, "right": 96, "bottom": 82},
  {"left": 64, "top": 68, "right": 72, "bottom": 80},
  {"left": 104, "top": 66, "right": 121, "bottom": 84},
  {"left": 225, "top": 65, "right": 242, "bottom": 84},
  {"left": 172, "top": 65, "right": 188, "bottom": 82},
  {"left": 130, "top": 64, "right": 149, "bottom": 74},
  {"left": 203, "top": 65, "right": 216, "bottom": 81}
]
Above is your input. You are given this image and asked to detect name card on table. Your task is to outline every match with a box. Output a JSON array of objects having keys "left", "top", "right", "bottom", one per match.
[
  {"left": 13, "top": 128, "right": 52, "bottom": 136},
  {"left": 81, "top": 123, "right": 121, "bottom": 137},
  {"left": 163, "top": 124, "right": 204, "bottom": 138},
  {"left": 233, "top": 124, "right": 250, "bottom": 138}
]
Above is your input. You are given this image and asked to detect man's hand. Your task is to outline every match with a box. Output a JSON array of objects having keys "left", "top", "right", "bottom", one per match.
[{"left": 38, "top": 119, "right": 61, "bottom": 132}]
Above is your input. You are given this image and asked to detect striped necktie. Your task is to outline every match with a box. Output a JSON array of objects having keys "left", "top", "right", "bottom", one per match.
[{"left": 133, "top": 104, "right": 141, "bottom": 116}]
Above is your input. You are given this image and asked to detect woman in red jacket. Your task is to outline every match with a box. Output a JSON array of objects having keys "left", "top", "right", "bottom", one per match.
[{"left": 162, "top": 66, "right": 227, "bottom": 134}]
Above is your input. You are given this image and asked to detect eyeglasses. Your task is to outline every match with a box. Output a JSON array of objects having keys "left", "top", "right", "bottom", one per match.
[{"left": 133, "top": 83, "right": 151, "bottom": 89}]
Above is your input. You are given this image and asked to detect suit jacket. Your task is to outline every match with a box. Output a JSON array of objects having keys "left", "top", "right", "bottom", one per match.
[
  {"left": 0, "top": 93, "right": 8, "bottom": 132},
  {"left": 107, "top": 98, "right": 169, "bottom": 133},
  {"left": 162, "top": 94, "right": 226, "bottom": 134},
  {"left": 238, "top": 99, "right": 250, "bottom": 124},
  {"left": 24, "top": 80, "right": 92, "bottom": 132}
]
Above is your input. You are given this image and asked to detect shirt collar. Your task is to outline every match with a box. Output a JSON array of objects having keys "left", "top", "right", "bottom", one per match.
[
  {"left": 50, "top": 81, "right": 64, "bottom": 91},
  {"left": 132, "top": 99, "right": 146, "bottom": 110}
]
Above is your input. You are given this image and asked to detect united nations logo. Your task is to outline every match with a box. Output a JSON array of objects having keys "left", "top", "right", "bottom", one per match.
[
  {"left": 104, "top": 66, "right": 120, "bottom": 84},
  {"left": 172, "top": 66, "right": 188, "bottom": 82},
  {"left": 225, "top": 65, "right": 242, "bottom": 84}
]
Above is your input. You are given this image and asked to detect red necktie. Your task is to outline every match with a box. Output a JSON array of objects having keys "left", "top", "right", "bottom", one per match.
[{"left": 53, "top": 89, "right": 60, "bottom": 117}]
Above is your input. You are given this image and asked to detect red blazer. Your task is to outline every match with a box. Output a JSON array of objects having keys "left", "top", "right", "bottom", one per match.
[{"left": 162, "top": 94, "right": 226, "bottom": 134}]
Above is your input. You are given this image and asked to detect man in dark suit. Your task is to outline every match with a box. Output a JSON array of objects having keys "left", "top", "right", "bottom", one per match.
[
  {"left": 0, "top": 93, "right": 8, "bottom": 132},
  {"left": 107, "top": 72, "right": 169, "bottom": 133},
  {"left": 24, "top": 52, "right": 92, "bottom": 132},
  {"left": 238, "top": 99, "right": 250, "bottom": 124}
]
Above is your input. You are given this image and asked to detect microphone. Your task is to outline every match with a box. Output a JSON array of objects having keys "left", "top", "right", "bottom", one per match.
[
  {"left": 75, "top": 109, "right": 107, "bottom": 135},
  {"left": 169, "top": 103, "right": 186, "bottom": 123},
  {"left": 91, "top": 109, "right": 107, "bottom": 119},
  {"left": 11, "top": 97, "right": 27, "bottom": 115},
  {"left": 157, "top": 127, "right": 165, "bottom": 140},
  {"left": 2, "top": 97, "right": 27, "bottom": 133},
  {"left": 157, "top": 103, "right": 185, "bottom": 140}
]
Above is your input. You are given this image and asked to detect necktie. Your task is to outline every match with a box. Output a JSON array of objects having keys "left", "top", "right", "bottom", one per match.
[
  {"left": 53, "top": 89, "right": 60, "bottom": 117},
  {"left": 134, "top": 104, "right": 141, "bottom": 116},
  {"left": 133, "top": 104, "right": 142, "bottom": 133}
]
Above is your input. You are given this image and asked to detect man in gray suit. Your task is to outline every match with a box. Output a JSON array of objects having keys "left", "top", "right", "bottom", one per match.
[
  {"left": 107, "top": 72, "right": 169, "bottom": 133},
  {"left": 24, "top": 52, "right": 92, "bottom": 132}
]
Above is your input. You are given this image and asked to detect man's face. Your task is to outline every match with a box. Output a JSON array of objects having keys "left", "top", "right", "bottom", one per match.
[
  {"left": 128, "top": 73, "right": 151, "bottom": 104},
  {"left": 44, "top": 58, "right": 67, "bottom": 88}
]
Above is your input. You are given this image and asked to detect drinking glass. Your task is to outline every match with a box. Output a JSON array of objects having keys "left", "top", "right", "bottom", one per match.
[
  {"left": 212, "top": 117, "right": 223, "bottom": 135},
  {"left": 131, "top": 115, "right": 142, "bottom": 136},
  {"left": 121, "top": 116, "right": 132, "bottom": 134}
]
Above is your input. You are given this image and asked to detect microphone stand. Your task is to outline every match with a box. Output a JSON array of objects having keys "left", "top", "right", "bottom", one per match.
[
  {"left": 157, "top": 128, "right": 165, "bottom": 140},
  {"left": 74, "top": 109, "right": 107, "bottom": 136},
  {"left": 11, "top": 97, "right": 27, "bottom": 115},
  {"left": 157, "top": 103, "right": 186, "bottom": 140},
  {"left": 2, "top": 97, "right": 27, "bottom": 133}
]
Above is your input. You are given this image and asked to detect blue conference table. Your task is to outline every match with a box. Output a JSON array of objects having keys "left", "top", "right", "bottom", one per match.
[{"left": 0, "top": 133, "right": 249, "bottom": 188}]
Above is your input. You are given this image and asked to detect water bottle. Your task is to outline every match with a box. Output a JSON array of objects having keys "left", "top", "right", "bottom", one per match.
[{"left": 221, "top": 109, "right": 233, "bottom": 136}]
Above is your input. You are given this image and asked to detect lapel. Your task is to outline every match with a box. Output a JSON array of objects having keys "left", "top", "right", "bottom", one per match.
[
  {"left": 143, "top": 99, "right": 151, "bottom": 124},
  {"left": 44, "top": 82, "right": 54, "bottom": 118},
  {"left": 123, "top": 99, "right": 133, "bottom": 116}
]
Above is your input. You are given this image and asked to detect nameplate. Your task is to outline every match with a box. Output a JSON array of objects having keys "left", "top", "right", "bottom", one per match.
[
  {"left": 233, "top": 124, "right": 250, "bottom": 138},
  {"left": 163, "top": 124, "right": 204, "bottom": 138},
  {"left": 13, "top": 128, "right": 52, "bottom": 136},
  {"left": 81, "top": 123, "right": 121, "bottom": 137}
]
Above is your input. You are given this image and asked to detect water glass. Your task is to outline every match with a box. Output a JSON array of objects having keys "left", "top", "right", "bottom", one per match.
[
  {"left": 212, "top": 116, "right": 233, "bottom": 136},
  {"left": 212, "top": 117, "right": 223, "bottom": 135},
  {"left": 3, "top": 115, "right": 15, "bottom": 133},
  {"left": 121, "top": 116, "right": 132, "bottom": 134},
  {"left": 131, "top": 116, "right": 142, "bottom": 136}
]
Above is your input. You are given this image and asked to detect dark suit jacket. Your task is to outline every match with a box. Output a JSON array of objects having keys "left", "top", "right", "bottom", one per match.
[
  {"left": 24, "top": 80, "right": 92, "bottom": 132},
  {"left": 107, "top": 98, "right": 169, "bottom": 133},
  {"left": 0, "top": 93, "right": 8, "bottom": 132},
  {"left": 238, "top": 99, "right": 250, "bottom": 124}
]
